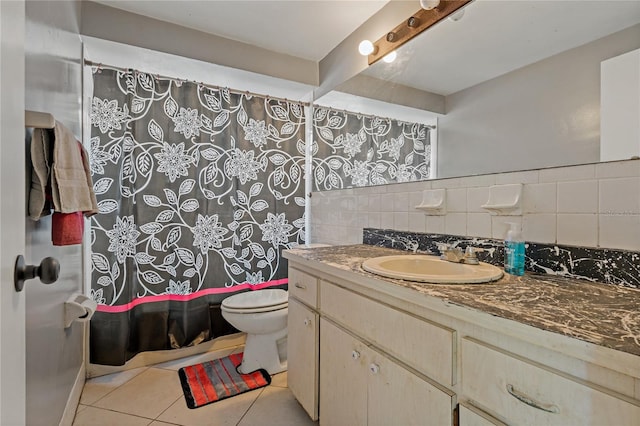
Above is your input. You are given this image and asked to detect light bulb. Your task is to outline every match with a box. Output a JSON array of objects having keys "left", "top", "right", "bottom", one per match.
[
  {"left": 358, "top": 40, "right": 375, "bottom": 56},
  {"left": 383, "top": 51, "right": 397, "bottom": 63},
  {"left": 420, "top": 0, "right": 440, "bottom": 10}
]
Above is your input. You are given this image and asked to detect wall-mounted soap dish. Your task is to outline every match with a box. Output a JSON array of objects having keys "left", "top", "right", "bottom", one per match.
[
  {"left": 481, "top": 184, "right": 523, "bottom": 215},
  {"left": 415, "top": 189, "right": 446, "bottom": 215}
]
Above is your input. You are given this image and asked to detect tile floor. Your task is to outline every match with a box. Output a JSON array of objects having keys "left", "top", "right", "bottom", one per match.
[{"left": 73, "top": 346, "right": 318, "bottom": 426}]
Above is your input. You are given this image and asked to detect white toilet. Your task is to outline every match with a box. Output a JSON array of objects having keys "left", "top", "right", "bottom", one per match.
[{"left": 220, "top": 289, "right": 288, "bottom": 375}]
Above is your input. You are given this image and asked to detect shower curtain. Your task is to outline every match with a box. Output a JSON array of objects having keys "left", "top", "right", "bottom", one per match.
[
  {"left": 312, "top": 106, "right": 431, "bottom": 190},
  {"left": 88, "top": 67, "right": 306, "bottom": 365}
]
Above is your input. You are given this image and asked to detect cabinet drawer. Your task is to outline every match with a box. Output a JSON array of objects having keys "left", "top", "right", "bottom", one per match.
[
  {"left": 289, "top": 268, "right": 318, "bottom": 308},
  {"left": 321, "top": 281, "right": 455, "bottom": 386},
  {"left": 461, "top": 338, "right": 640, "bottom": 425}
]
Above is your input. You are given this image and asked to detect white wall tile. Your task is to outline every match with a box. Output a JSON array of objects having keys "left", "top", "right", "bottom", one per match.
[
  {"left": 467, "top": 187, "right": 490, "bottom": 212},
  {"left": 491, "top": 216, "right": 522, "bottom": 240},
  {"left": 431, "top": 177, "right": 464, "bottom": 189},
  {"left": 461, "top": 174, "right": 496, "bottom": 188},
  {"left": 393, "top": 212, "right": 409, "bottom": 231},
  {"left": 467, "top": 213, "right": 492, "bottom": 238},
  {"left": 523, "top": 183, "right": 557, "bottom": 213},
  {"left": 557, "top": 180, "right": 598, "bottom": 213},
  {"left": 539, "top": 164, "right": 596, "bottom": 183},
  {"left": 409, "top": 191, "right": 423, "bottom": 211},
  {"left": 426, "top": 216, "right": 445, "bottom": 234},
  {"left": 599, "top": 215, "right": 640, "bottom": 251},
  {"left": 408, "top": 213, "right": 426, "bottom": 233},
  {"left": 557, "top": 214, "right": 597, "bottom": 247},
  {"left": 356, "top": 195, "right": 369, "bottom": 211},
  {"left": 599, "top": 178, "right": 640, "bottom": 214},
  {"left": 522, "top": 214, "right": 556, "bottom": 244},
  {"left": 368, "top": 212, "right": 381, "bottom": 229},
  {"left": 445, "top": 213, "right": 467, "bottom": 236},
  {"left": 368, "top": 194, "right": 381, "bottom": 212},
  {"left": 446, "top": 188, "right": 467, "bottom": 212},
  {"left": 596, "top": 160, "right": 640, "bottom": 179},
  {"left": 495, "top": 170, "right": 539, "bottom": 185},
  {"left": 380, "top": 193, "right": 395, "bottom": 212},
  {"left": 393, "top": 192, "right": 409, "bottom": 212},
  {"left": 380, "top": 213, "right": 394, "bottom": 230}
]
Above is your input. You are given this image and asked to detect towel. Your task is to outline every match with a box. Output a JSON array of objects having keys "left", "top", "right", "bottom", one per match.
[
  {"left": 52, "top": 212, "right": 84, "bottom": 246},
  {"left": 29, "top": 122, "right": 98, "bottom": 220},
  {"left": 50, "top": 122, "right": 98, "bottom": 216}
]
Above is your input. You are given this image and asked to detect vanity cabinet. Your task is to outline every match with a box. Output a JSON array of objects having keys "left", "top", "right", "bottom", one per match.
[
  {"left": 285, "top": 252, "right": 640, "bottom": 426},
  {"left": 320, "top": 318, "right": 455, "bottom": 426},
  {"left": 287, "top": 268, "right": 319, "bottom": 421}
]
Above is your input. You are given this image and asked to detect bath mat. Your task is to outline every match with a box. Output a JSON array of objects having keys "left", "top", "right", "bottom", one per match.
[{"left": 178, "top": 352, "right": 271, "bottom": 409}]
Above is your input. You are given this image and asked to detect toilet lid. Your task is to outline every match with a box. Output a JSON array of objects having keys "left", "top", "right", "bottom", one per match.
[
  {"left": 221, "top": 289, "right": 288, "bottom": 310},
  {"left": 221, "top": 301, "right": 288, "bottom": 314}
]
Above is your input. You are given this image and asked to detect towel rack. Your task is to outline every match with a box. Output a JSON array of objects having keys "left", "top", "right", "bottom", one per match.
[{"left": 25, "top": 110, "right": 55, "bottom": 129}]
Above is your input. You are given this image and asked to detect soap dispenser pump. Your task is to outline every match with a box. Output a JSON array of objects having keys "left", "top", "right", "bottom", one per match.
[{"left": 504, "top": 222, "right": 525, "bottom": 276}]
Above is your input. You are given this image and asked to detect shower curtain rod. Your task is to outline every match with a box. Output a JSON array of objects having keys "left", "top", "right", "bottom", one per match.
[
  {"left": 84, "top": 60, "right": 311, "bottom": 107},
  {"left": 312, "top": 103, "right": 436, "bottom": 129}
]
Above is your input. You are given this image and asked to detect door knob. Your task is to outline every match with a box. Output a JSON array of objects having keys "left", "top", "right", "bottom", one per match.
[{"left": 14, "top": 255, "right": 60, "bottom": 292}]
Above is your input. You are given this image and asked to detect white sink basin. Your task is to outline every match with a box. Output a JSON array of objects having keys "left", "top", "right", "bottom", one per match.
[{"left": 361, "top": 255, "right": 504, "bottom": 284}]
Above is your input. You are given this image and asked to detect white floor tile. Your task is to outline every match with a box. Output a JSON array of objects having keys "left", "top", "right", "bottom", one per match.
[
  {"left": 73, "top": 406, "right": 152, "bottom": 426},
  {"left": 157, "top": 387, "right": 263, "bottom": 426},
  {"left": 80, "top": 367, "right": 149, "bottom": 405},
  {"left": 270, "top": 371, "right": 287, "bottom": 388},
  {"left": 92, "top": 368, "right": 184, "bottom": 419},
  {"left": 153, "top": 346, "right": 242, "bottom": 371},
  {"left": 238, "top": 386, "right": 317, "bottom": 426}
]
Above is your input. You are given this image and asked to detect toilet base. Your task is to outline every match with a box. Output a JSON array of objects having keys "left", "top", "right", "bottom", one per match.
[{"left": 238, "top": 328, "right": 288, "bottom": 375}]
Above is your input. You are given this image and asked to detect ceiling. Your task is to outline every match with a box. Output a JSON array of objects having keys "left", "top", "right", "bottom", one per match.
[
  {"left": 93, "top": 0, "right": 389, "bottom": 61},
  {"left": 363, "top": 0, "right": 640, "bottom": 96}
]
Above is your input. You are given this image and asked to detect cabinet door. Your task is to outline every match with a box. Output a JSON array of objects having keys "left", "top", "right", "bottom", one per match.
[
  {"left": 368, "top": 347, "right": 455, "bottom": 426},
  {"left": 287, "top": 298, "right": 319, "bottom": 420},
  {"left": 320, "top": 318, "right": 368, "bottom": 426},
  {"left": 459, "top": 403, "right": 507, "bottom": 426}
]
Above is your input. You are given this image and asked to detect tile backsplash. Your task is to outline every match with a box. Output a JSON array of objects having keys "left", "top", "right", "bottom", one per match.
[{"left": 310, "top": 159, "right": 640, "bottom": 252}]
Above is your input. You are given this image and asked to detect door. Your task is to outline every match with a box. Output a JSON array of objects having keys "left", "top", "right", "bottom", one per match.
[
  {"left": 320, "top": 318, "right": 367, "bottom": 426},
  {"left": 368, "top": 346, "right": 455, "bottom": 426},
  {"left": 0, "top": 0, "right": 26, "bottom": 424},
  {"left": 287, "top": 298, "right": 319, "bottom": 420}
]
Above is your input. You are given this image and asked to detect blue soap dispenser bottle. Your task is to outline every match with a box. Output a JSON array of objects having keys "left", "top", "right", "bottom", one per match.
[{"left": 504, "top": 222, "right": 525, "bottom": 276}]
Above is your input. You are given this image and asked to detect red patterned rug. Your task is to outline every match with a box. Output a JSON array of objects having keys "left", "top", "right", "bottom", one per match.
[{"left": 178, "top": 352, "right": 271, "bottom": 409}]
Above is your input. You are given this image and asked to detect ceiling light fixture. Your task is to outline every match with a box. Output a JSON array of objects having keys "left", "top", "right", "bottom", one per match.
[
  {"left": 362, "top": 0, "right": 473, "bottom": 65},
  {"left": 358, "top": 39, "right": 377, "bottom": 56},
  {"left": 383, "top": 51, "right": 397, "bottom": 63},
  {"left": 448, "top": 9, "right": 465, "bottom": 21},
  {"left": 419, "top": 0, "right": 441, "bottom": 11}
]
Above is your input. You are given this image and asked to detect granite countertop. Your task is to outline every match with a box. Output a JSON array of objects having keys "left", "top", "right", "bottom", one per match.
[{"left": 285, "top": 244, "right": 640, "bottom": 358}]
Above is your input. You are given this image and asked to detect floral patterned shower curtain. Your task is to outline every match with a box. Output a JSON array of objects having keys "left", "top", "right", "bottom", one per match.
[
  {"left": 312, "top": 106, "right": 431, "bottom": 190},
  {"left": 88, "top": 67, "right": 306, "bottom": 365}
]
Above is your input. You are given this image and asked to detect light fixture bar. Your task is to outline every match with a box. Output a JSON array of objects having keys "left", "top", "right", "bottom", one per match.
[{"left": 368, "top": 0, "right": 473, "bottom": 65}]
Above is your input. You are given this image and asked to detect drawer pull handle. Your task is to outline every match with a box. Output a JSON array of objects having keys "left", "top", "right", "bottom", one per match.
[
  {"left": 506, "top": 384, "right": 559, "bottom": 414},
  {"left": 351, "top": 350, "right": 361, "bottom": 360},
  {"left": 303, "top": 318, "right": 311, "bottom": 326},
  {"left": 369, "top": 363, "right": 380, "bottom": 374},
  {"left": 294, "top": 283, "right": 307, "bottom": 289}
]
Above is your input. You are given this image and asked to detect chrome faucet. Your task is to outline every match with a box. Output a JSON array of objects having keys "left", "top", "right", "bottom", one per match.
[{"left": 437, "top": 243, "right": 484, "bottom": 264}]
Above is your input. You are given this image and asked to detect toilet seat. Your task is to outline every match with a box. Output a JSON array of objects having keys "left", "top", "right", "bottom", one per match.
[
  {"left": 221, "top": 289, "right": 288, "bottom": 311},
  {"left": 221, "top": 302, "right": 288, "bottom": 314}
]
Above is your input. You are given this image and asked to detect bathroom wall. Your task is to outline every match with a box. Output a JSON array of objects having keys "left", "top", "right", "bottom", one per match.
[
  {"left": 80, "top": 1, "right": 318, "bottom": 86},
  {"left": 310, "top": 159, "right": 640, "bottom": 253},
  {"left": 25, "top": 1, "right": 85, "bottom": 425},
  {"left": 438, "top": 24, "right": 640, "bottom": 178}
]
